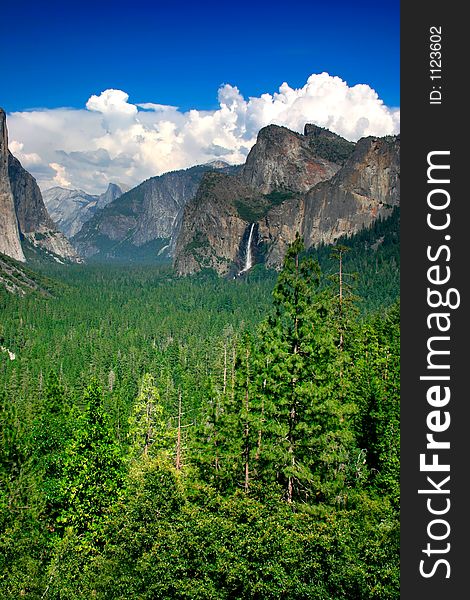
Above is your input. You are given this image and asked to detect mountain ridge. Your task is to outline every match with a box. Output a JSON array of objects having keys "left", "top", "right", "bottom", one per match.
[{"left": 72, "top": 162, "right": 241, "bottom": 262}]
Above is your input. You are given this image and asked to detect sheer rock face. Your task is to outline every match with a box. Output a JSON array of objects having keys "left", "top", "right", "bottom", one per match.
[
  {"left": 257, "top": 196, "right": 305, "bottom": 270},
  {"left": 174, "top": 172, "right": 307, "bottom": 276},
  {"left": 8, "top": 153, "right": 82, "bottom": 263},
  {"left": 0, "top": 109, "right": 25, "bottom": 262},
  {"left": 8, "top": 153, "right": 56, "bottom": 233},
  {"left": 301, "top": 135, "right": 400, "bottom": 247},
  {"left": 174, "top": 125, "right": 400, "bottom": 275},
  {"left": 72, "top": 163, "right": 236, "bottom": 261},
  {"left": 174, "top": 173, "right": 255, "bottom": 276}
]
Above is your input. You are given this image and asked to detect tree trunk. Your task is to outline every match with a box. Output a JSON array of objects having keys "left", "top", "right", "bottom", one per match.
[
  {"left": 287, "top": 403, "right": 296, "bottom": 503},
  {"left": 223, "top": 342, "right": 227, "bottom": 395},
  {"left": 176, "top": 389, "right": 182, "bottom": 470},
  {"left": 244, "top": 347, "right": 250, "bottom": 493}
]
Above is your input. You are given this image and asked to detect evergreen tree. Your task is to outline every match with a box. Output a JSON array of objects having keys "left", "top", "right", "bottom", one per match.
[
  {"left": 58, "top": 380, "right": 124, "bottom": 536},
  {"left": 255, "top": 235, "right": 321, "bottom": 502},
  {"left": 128, "top": 373, "right": 172, "bottom": 460},
  {"left": 31, "top": 372, "right": 69, "bottom": 528},
  {"left": 256, "top": 236, "right": 360, "bottom": 504},
  {"left": 0, "top": 390, "right": 23, "bottom": 512},
  {"left": 353, "top": 303, "right": 400, "bottom": 504}
]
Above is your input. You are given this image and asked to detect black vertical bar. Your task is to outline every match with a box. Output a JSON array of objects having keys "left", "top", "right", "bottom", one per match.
[{"left": 401, "top": 3, "right": 467, "bottom": 598}]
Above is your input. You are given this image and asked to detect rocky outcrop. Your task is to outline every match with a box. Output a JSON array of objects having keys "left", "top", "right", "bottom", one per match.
[
  {"left": 8, "top": 153, "right": 81, "bottom": 263},
  {"left": 8, "top": 153, "right": 56, "bottom": 234},
  {"left": 174, "top": 125, "right": 399, "bottom": 275},
  {"left": 0, "top": 251, "right": 53, "bottom": 296},
  {"left": 73, "top": 163, "right": 238, "bottom": 261},
  {"left": 241, "top": 124, "right": 348, "bottom": 194},
  {"left": 0, "top": 109, "right": 25, "bottom": 262},
  {"left": 257, "top": 196, "right": 305, "bottom": 269}
]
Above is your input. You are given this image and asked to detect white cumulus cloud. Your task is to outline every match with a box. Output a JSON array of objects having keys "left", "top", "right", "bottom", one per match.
[
  {"left": 86, "top": 89, "right": 138, "bottom": 117},
  {"left": 6, "top": 73, "right": 400, "bottom": 194},
  {"left": 49, "top": 162, "right": 72, "bottom": 188},
  {"left": 8, "top": 140, "right": 42, "bottom": 166}
]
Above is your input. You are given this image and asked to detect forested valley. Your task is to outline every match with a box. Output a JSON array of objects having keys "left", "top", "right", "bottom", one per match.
[{"left": 0, "top": 213, "right": 399, "bottom": 599}]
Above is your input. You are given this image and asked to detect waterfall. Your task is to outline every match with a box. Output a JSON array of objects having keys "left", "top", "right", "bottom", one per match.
[{"left": 239, "top": 223, "right": 255, "bottom": 275}]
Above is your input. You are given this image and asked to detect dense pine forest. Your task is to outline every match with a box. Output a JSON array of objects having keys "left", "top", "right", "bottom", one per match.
[{"left": 0, "top": 213, "right": 399, "bottom": 599}]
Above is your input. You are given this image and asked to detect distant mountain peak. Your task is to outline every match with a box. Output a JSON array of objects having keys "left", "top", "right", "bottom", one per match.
[
  {"left": 106, "top": 182, "right": 129, "bottom": 192},
  {"left": 204, "top": 160, "right": 230, "bottom": 169},
  {"left": 43, "top": 182, "right": 127, "bottom": 237}
]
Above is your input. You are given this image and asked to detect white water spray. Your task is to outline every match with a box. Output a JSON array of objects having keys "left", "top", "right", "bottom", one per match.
[{"left": 239, "top": 223, "right": 255, "bottom": 275}]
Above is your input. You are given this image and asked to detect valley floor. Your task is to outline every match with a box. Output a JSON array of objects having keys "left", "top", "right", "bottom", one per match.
[{"left": 0, "top": 233, "right": 399, "bottom": 598}]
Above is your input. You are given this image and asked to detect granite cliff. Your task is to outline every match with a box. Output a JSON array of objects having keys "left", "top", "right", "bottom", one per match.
[
  {"left": 301, "top": 135, "right": 400, "bottom": 248},
  {"left": 0, "top": 107, "right": 81, "bottom": 264},
  {"left": 0, "top": 109, "right": 25, "bottom": 262},
  {"left": 43, "top": 183, "right": 126, "bottom": 238},
  {"left": 8, "top": 152, "right": 81, "bottom": 263}
]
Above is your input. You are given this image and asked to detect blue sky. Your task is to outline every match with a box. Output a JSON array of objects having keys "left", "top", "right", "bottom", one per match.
[
  {"left": 1, "top": 0, "right": 399, "bottom": 113},
  {"left": 3, "top": 1, "right": 399, "bottom": 193}
]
